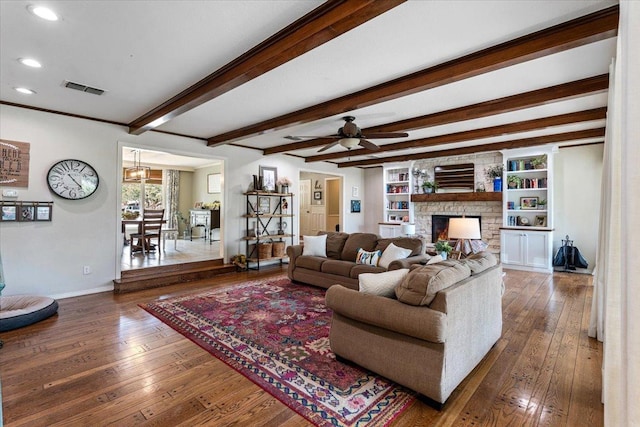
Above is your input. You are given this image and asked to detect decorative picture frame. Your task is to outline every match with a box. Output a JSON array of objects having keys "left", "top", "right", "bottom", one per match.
[
  {"left": 352, "top": 186, "right": 359, "bottom": 197},
  {"left": 258, "top": 196, "right": 271, "bottom": 214},
  {"left": 520, "top": 196, "right": 539, "bottom": 210},
  {"left": 207, "top": 173, "right": 221, "bottom": 193},
  {"left": 1, "top": 204, "right": 17, "bottom": 221},
  {"left": 259, "top": 166, "right": 277, "bottom": 192},
  {"left": 194, "top": 201, "right": 204, "bottom": 209},
  {"left": 351, "top": 200, "right": 361, "bottom": 213},
  {"left": 19, "top": 205, "right": 35, "bottom": 221},
  {"left": 36, "top": 205, "right": 53, "bottom": 221},
  {"left": 313, "top": 191, "right": 322, "bottom": 200},
  {"left": 535, "top": 215, "right": 547, "bottom": 227}
]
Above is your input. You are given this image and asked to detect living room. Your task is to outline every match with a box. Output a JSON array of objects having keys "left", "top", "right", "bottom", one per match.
[{"left": 1, "top": 1, "right": 638, "bottom": 426}]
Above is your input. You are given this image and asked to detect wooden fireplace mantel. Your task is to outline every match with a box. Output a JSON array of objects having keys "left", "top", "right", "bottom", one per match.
[{"left": 411, "top": 192, "right": 502, "bottom": 203}]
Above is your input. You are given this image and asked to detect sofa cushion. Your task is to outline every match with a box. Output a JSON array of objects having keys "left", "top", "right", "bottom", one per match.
[
  {"left": 459, "top": 251, "right": 497, "bottom": 274},
  {"left": 341, "top": 233, "right": 378, "bottom": 261},
  {"left": 321, "top": 259, "right": 354, "bottom": 277},
  {"left": 395, "top": 261, "right": 471, "bottom": 306},
  {"left": 350, "top": 264, "right": 387, "bottom": 279},
  {"left": 356, "top": 248, "right": 381, "bottom": 266},
  {"left": 378, "top": 243, "right": 413, "bottom": 269},
  {"left": 359, "top": 268, "right": 410, "bottom": 298},
  {"left": 302, "top": 234, "right": 327, "bottom": 257},
  {"left": 295, "top": 255, "right": 326, "bottom": 272},
  {"left": 376, "top": 236, "right": 425, "bottom": 257},
  {"left": 318, "top": 231, "right": 350, "bottom": 260}
]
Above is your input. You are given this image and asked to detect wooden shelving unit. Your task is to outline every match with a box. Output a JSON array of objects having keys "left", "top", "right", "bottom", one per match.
[{"left": 243, "top": 191, "right": 294, "bottom": 270}]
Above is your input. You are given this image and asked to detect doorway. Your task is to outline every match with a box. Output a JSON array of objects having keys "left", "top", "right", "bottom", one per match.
[
  {"left": 298, "top": 171, "right": 343, "bottom": 237},
  {"left": 120, "top": 146, "right": 224, "bottom": 271}
]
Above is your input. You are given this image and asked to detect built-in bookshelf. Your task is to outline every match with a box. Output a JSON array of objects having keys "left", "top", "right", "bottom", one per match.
[{"left": 383, "top": 164, "right": 413, "bottom": 223}]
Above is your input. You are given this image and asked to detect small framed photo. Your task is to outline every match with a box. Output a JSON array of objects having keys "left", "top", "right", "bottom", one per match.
[
  {"left": 1, "top": 204, "right": 17, "bottom": 221},
  {"left": 259, "top": 166, "right": 277, "bottom": 192},
  {"left": 314, "top": 191, "right": 322, "bottom": 200},
  {"left": 194, "top": 201, "right": 204, "bottom": 209},
  {"left": 207, "top": 173, "right": 221, "bottom": 193},
  {"left": 36, "top": 205, "right": 53, "bottom": 221},
  {"left": 351, "top": 200, "right": 361, "bottom": 213},
  {"left": 520, "top": 197, "right": 539, "bottom": 210},
  {"left": 258, "top": 196, "right": 270, "bottom": 214},
  {"left": 19, "top": 205, "right": 35, "bottom": 221},
  {"left": 535, "top": 215, "right": 547, "bottom": 227}
]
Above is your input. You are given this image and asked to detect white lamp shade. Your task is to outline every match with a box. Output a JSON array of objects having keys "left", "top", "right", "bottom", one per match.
[
  {"left": 401, "top": 223, "right": 416, "bottom": 235},
  {"left": 448, "top": 218, "right": 481, "bottom": 239}
]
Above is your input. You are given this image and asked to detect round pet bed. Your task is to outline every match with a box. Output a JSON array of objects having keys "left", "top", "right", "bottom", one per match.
[{"left": 0, "top": 295, "right": 58, "bottom": 332}]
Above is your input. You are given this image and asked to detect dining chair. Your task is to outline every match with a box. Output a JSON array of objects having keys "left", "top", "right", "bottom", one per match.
[{"left": 129, "top": 209, "right": 165, "bottom": 256}]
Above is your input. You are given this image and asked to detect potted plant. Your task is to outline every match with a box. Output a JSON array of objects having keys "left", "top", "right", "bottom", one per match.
[
  {"left": 531, "top": 155, "right": 547, "bottom": 169},
  {"left": 538, "top": 199, "right": 547, "bottom": 209},
  {"left": 421, "top": 181, "right": 437, "bottom": 194},
  {"left": 485, "top": 165, "right": 504, "bottom": 192},
  {"left": 277, "top": 177, "right": 292, "bottom": 193},
  {"left": 507, "top": 175, "right": 521, "bottom": 189},
  {"left": 434, "top": 240, "right": 453, "bottom": 260}
]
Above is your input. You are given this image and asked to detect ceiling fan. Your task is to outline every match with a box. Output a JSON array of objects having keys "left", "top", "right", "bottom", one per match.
[{"left": 287, "top": 116, "right": 409, "bottom": 152}]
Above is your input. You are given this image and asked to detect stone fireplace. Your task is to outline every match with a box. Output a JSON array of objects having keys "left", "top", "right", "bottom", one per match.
[{"left": 414, "top": 200, "right": 502, "bottom": 255}]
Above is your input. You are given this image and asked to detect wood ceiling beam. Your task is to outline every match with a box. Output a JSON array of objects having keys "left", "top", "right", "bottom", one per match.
[
  {"left": 263, "top": 74, "right": 609, "bottom": 154},
  {"left": 305, "top": 107, "right": 606, "bottom": 162},
  {"left": 208, "top": 5, "right": 618, "bottom": 146},
  {"left": 337, "top": 128, "right": 605, "bottom": 168},
  {"left": 127, "top": 0, "right": 406, "bottom": 135}
]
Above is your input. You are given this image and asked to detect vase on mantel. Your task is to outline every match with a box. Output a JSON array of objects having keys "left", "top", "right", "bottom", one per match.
[{"left": 493, "top": 177, "right": 502, "bottom": 192}]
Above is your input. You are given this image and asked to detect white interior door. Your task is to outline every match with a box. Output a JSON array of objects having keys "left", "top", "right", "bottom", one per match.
[{"left": 299, "top": 179, "right": 311, "bottom": 238}]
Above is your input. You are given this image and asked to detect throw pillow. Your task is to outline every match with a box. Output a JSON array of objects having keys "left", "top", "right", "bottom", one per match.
[
  {"left": 302, "top": 234, "right": 327, "bottom": 257},
  {"left": 378, "top": 243, "right": 413, "bottom": 269},
  {"left": 355, "top": 248, "right": 381, "bottom": 266},
  {"left": 395, "top": 261, "right": 471, "bottom": 306},
  {"left": 426, "top": 254, "right": 444, "bottom": 264},
  {"left": 359, "top": 268, "right": 410, "bottom": 297}
]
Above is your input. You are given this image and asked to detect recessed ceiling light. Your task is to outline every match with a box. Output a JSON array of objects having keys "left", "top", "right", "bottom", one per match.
[
  {"left": 28, "top": 5, "right": 59, "bottom": 21},
  {"left": 15, "top": 87, "right": 36, "bottom": 95},
  {"left": 18, "top": 58, "right": 42, "bottom": 68}
]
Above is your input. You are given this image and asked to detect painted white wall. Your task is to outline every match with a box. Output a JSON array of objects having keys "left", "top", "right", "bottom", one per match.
[
  {"left": 363, "top": 167, "right": 383, "bottom": 233},
  {"left": 0, "top": 104, "right": 364, "bottom": 298},
  {"left": 553, "top": 144, "right": 603, "bottom": 272}
]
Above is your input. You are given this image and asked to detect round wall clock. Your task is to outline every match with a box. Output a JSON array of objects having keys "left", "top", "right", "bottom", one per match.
[{"left": 47, "top": 159, "right": 99, "bottom": 200}]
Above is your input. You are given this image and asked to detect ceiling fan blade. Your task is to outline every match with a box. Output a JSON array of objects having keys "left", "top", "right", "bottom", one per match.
[
  {"left": 361, "top": 132, "right": 409, "bottom": 139},
  {"left": 358, "top": 139, "right": 380, "bottom": 151},
  {"left": 317, "top": 140, "right": 341, "bottom": 152}
]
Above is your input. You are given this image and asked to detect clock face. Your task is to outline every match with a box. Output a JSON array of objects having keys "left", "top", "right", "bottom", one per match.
[{"left": 47, "top": 159, "right": 99, "bottom": 200}]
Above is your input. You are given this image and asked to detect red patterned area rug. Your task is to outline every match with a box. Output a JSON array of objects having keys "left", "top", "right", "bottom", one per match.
[{"left": 140, "top": 275, "right": 415, "bottom": 426}]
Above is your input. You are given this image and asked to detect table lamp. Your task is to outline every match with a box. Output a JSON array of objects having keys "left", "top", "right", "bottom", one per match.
[
  {"left": 401, "top": 223, "right": 416, "bottom": 237},
  {"left": 448, "top": 217, "right": 481, "bottom": 257}
]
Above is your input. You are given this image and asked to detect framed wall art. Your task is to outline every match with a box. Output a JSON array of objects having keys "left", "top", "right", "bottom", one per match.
[
  {"left": 351, "top": 200, "right": 361, "bottom": 213},
  {"left": 520, "top": 197, "right": 539, "bottom": 210},
  {"left": 258, "top": 196, "right": 271, "bottom": 214},
  {"left": 1, "top": 204, "right": 17, "bottom": 221},
  {"left": 313, "top": 191, "right": 322, "bottom": 200},
  {"left": 259, "top": 166, "right": 277, "bottom": 192},
  {"left": 207, "top": 173, "right": 221, "bottom": 193}
]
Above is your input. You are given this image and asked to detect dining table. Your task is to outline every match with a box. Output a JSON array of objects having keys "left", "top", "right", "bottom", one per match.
[{"left": 122, "top": 217, "right": 167, "bottom": 253}]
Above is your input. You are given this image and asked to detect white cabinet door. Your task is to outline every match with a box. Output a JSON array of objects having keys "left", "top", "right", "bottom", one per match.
[
  {"left": 379, "top": 224, "right": 401, "bottom": 238},
  {"left": 501, "top": 230, "right": 525, "bottom": 265},
  {"left": 524, "top": 231, "right": 550, "bottom": 269}
]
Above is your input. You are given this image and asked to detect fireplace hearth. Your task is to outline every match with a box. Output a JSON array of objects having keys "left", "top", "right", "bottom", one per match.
[{"left": 432, "top": 215, "right": 481, "bottom": 243}]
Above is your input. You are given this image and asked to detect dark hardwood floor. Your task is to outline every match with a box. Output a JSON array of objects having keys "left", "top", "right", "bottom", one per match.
[{"left": 0, "top": 267, "right": 602, "bottom": 426}]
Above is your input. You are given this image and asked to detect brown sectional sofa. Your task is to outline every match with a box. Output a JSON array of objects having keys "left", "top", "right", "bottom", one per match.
[
  {"left": 286, "top": 231, "right": 428, "bottom": 289},
  {"left": 325, "top": 252, "right": 503, "bottom": 407}
]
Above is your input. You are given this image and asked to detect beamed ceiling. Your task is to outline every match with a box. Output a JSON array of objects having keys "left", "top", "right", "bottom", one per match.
[{"left": 0, "top": 1, "right": 618, "bottom": 168}]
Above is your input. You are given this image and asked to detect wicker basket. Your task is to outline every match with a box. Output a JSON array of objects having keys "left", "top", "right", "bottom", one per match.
[
  {"left": 257, "top": 242, "right": 273, "bottom": 259},
  {"left": 272, "top": 241, "right": 285, "bottom": 257}
]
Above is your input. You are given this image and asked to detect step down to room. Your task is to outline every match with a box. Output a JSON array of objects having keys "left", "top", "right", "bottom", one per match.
[{"left": 114, "top": 259, "right": 236, "bottom": 293}]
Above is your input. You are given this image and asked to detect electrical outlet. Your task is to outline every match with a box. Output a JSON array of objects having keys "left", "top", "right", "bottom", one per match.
[{"left": 83, "top": 266, "right": 91, "bottom": 275}]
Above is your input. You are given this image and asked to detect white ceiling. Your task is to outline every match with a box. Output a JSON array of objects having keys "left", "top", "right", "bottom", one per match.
[{"left": 0, "top": 1, "right": 618, "bottom": 168}]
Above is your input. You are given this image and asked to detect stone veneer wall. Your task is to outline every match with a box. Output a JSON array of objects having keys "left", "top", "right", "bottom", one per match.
[{"left": 413, "top": 152, "right": 503, "bottom": 255}]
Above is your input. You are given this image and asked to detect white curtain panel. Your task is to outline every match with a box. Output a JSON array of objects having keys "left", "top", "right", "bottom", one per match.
[
  {"left": 590, "top": 2, "right": 640, "bottom": 425},
  {"left": 163, "top": 170, "right": 180, "bottom": 229}
]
